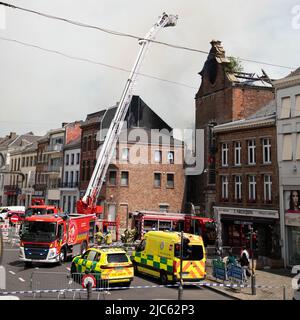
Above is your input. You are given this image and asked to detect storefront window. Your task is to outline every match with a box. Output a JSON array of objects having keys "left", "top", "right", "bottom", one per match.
[{"left": 287, "top": 226, "right": 300, "bottom": 265}]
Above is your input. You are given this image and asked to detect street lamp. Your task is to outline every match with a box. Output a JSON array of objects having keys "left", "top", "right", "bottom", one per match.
[
  {"left": 249, "top": 226, "right": 256, "bottom": 295},
  {"left": 178, "top": 230, "right": 184, "bottom": 300}
]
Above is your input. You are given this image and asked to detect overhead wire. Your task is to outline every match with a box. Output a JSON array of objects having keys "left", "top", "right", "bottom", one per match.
[
  {"left": 0, "top": 1, "right": 297, "bottom": 70},
  {"left": 0, "top": 36, "right": 198, "bottom": 90}
]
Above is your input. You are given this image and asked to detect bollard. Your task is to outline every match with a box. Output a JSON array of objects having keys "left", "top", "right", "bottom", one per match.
[
  {"left": 251, "top": 273, "right": 256, "bottom": 295},
  {"left": 178, "top": 280, "right": 183, "bottom": 300},
  {"left": 283, "top": 285, "right": 286, "bottom": 300},
  {"left": 86, "top": 281, "right": 92, "bottom": 300}
]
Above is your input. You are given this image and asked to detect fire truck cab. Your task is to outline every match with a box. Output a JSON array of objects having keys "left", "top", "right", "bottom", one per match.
[{"left": 19, "top": 213, "right": 96, "bottom": 267}]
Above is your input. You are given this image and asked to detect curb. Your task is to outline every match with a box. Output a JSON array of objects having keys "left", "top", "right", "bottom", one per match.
[{"left": 202, "top": 282, "right": 241, "bottom": 300}]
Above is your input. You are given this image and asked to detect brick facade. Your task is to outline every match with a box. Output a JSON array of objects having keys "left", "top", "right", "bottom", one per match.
[{"left": 190, "top": 40, "right": 275, "bottom": 215}]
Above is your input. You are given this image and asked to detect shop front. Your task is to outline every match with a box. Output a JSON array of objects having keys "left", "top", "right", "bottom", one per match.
[
  {"left": 214, "top": 206, "right": 282, "bottom": 262},
  {"left": 284, "top": 190, "right": 300, "bottom": 265}
]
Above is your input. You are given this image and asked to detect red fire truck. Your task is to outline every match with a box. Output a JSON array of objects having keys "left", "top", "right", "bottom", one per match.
[
  {"left": 19, "top": 213, "right": 96, "bottom": 267},
  {"left": 132, "top": 211, "right": 216, "bottom": 246}
]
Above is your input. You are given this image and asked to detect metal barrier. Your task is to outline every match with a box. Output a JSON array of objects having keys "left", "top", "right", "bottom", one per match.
[
  {"left": 30, "top": 271, "right": 110, "bottom": 300},
  {"left": 7, "top": 225, "right": 20, "bottom": 246}
]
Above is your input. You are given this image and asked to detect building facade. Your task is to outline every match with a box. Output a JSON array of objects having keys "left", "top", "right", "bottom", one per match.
[
  {"left": 274, "top": 68, "right": 300, "bottom": 266},
  {"left": 213, "top": 103, "right": 282, "bottom": 266},
  {"left": 190, "top": 40, "right": 275, "bottom": 216},
  {"left": 61, "top": 137, "right": 81, "bottom": 213},
  {"left": 80, "top": 95, "right": 185, "bottom": 235}
]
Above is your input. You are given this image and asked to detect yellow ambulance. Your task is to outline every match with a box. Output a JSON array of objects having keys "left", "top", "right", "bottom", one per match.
[{"left": 131, "top": 231, "right": 206, "bottom": 284}]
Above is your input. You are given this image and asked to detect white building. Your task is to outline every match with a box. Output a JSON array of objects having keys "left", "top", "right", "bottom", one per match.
[
  {"left": 274, "top": 67, "right": 300, "bottom": 266},
  {"left": 60, "top": 137, "right": 81, "bottom": 213}
]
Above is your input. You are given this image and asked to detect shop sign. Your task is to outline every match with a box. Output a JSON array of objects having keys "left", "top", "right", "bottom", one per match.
[
  {"left": 214, "top": 206, "right": 279, "bottom": 219},
  {"left": 285, "top": 213, "right": 300, "bottom": 227}
]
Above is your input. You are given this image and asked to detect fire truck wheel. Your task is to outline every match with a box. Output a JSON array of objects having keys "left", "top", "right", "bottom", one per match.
[
  {"left": 59, "top": 247, "right": 67, "bottom": 264},
  {"left": 160, "top": 271, "right": 168, "bottom": 285},
  {"left": 81, "top": 241, "right": 87, "bottom": 254}
]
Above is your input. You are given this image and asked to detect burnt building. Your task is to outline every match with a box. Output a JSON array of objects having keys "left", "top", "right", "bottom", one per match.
[
  {"left": 189, "top": 40, "right": 275, "bottom": 216},
  {"left": 80, "top": 95, "right": 185, "bottom": 235}
]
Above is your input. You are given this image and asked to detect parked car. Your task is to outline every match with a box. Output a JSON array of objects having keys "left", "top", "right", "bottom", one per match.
[
  {"left": 1, "top": 206, "right": 25, "bottom": 222},
  {"left": 71, "top": 247, "right": 134, "bottom": 287}
]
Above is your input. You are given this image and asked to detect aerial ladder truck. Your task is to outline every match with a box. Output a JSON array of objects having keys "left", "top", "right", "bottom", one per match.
[{"left": 76, "top": 13, "right": 178, "bottom": 232}]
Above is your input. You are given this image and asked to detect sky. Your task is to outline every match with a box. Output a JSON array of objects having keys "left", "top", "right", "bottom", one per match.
[{"left": 0, "top": 0, "right": 299, "bottom": 138}]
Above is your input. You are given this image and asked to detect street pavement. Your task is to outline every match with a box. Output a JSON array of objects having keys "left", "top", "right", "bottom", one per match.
[
  {"left": 204, "top": 263, "right": 295, "bottom": 300},
  {"left": 0, "top": 243, "right": 232, "bottom": 300}
]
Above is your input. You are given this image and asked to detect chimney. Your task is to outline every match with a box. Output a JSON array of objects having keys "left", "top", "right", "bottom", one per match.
[{"left": 9, "top": 132, "right": 17, "bottom": 139}]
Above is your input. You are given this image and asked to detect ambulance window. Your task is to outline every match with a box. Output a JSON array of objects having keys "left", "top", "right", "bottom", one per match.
[
  {"left": 87, "top": 250, "right": 97, "bottom": 261},
  {"left": 94, "top": 253, "right": 101, "bottom": 262},
  {"left": 82, "top": 250, "right": 90, "bottom": 259},
  {"left": 136, "top": 239, "right": 146, "bottom": 252}
]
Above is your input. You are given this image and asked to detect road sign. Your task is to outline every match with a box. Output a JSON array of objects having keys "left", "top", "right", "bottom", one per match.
[
  {"left": 212, "top": 259, "right": 226, "bottom": 280},
  {"left": 81, "top": 274, "right": 96, "bottom": 288},
  {"left": 10, "top": 215, "right": 19, "bottom": 224}
]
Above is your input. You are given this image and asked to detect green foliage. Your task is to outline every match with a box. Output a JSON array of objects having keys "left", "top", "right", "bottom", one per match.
[{"left": 226, "top": 56, "right": 243, "bottom": 73}]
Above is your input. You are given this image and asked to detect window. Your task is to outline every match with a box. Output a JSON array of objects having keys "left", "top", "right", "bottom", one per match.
[
  {"left": 65, "top": 171, "right": 69, "bottom": 184},
  {"left": 120, "top": 171, "right": 129, "bottom": 186},
  {"left": 235, "top": 176, "right": 242, "bottom": 201},
  {"left": 83, "top": 137, "right": 87, "bottom": 152},
  {"left": 264, "top": 175, "right": 272, "bottom": 203},
  {"left": 154, "top": 150, "right": 162, "bottom": 163},
  {"left": 248, "top": 176, "right": 256, "bottom": 202},
  {"left": 248, "top": 140, "right": 256, "bottom": 164},
  {"left": 159, "top": 204, "right": 169, "bottom": 213},
  {"left": 86, "top": 161, "right": 91, "bottom": 180},
  {"left": 297, "top": 134, "right": 300, "bottom": 160},
  {"left": 154, "top": 173, "right": 161, "bottom": 188},
  {"left": 75, "top": 171, "right": 79, "bottom": 184},
  {"left": 221, "top": 143, "right": 229, "bottom": 166},
  {"left": 76, "top": 153, "right": 80, "bottom": 165},
  {"left": 22, "top": 157, "right": 25, "bottom": 167},
  {"left": 296, "top": 95, "right": 300, "bottom": 117},
  {"left": 234, "top": 142, "right": 241, "bottom": 166},
  {"left": 262, "top": 138, "right": 271, "bottom": 164},
  {"left": 167, "top": 173, "right": 174, "bottom": 188},
  {"left": 221, "top": 176, "right": 229, "bottom": 201},
  {"left": 66, "top": 154, "right": 69, "bottom": 166},
  {"left": 280, "top": 97, "right": 291, "bottom": 119},
  {"left": 82, "top": 161, "right": 86, "bottom": 181},
  {"left": 282, "top": 134, "right": 293, "bottom": 161},
  {"left": 167, "top": 151, "right": 174, "bottom": 164},
  {"left": 71, "top": 154, "right": 74, "bottom": 165},
  {"left": 88, "top": 136, "right": 92, "bottom": 151},
  {"left": 108, "top": 171, "right": 117, "bottom": 185},
  {"left": 121, "top": 148, "right": 129, "bottom": 161},
  {"left": 70, "top": 171, "right": 74, "bottom": 185}
]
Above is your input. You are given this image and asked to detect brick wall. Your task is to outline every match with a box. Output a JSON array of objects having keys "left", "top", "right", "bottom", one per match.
[{"left": 215, "top": 124, "right": 279, "bottom": 209}]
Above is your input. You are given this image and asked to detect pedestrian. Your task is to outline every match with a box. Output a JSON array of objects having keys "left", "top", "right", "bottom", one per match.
[
  {"left": 226, "top": 248, "right": 236, "bottom": 266},
  {"left": 239, "top": 246, "right": 250, "bottom": 281}
]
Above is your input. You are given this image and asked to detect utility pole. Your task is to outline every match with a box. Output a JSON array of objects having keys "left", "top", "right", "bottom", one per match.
[
  {"left": 249, "top": 226, "right": 256, "bottom": 295},
  {"left": 178, "top": 230, "right": 184, "bottom": 300}
]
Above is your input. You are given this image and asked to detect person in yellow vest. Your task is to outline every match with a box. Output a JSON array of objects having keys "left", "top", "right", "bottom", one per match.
[
  {"left": 96, "top": 230, "right": 104, "bottom": 245},
  {"left": 105, "top": 230, "right": 112, "bottom": 245}
]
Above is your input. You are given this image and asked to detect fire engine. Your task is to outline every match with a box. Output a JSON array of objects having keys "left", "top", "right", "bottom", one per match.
[
  {"left": 74, "top": 13, "right": 178, "bottom": 237},
  {"left": 132, "top": 211, "right": 216, "bottom": 246},
  {"left": 19, "top": 213, "right": 96, "bottom": 267}
]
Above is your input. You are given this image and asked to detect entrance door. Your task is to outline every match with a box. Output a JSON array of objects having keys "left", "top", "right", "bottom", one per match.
[{"left": 107, "top": 204, "right": 116, "bottom": 222}]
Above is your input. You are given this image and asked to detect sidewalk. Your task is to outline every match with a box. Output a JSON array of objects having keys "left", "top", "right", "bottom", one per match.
[{"left": 204, "top": 263, "right": 294, "bottom": 300}]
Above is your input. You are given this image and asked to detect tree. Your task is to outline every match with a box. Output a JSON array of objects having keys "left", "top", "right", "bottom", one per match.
[{"left": 225, "top": 56, "right": 243, "bottom": 73}]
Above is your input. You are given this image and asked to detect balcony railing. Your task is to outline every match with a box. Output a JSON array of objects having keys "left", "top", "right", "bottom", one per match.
[
  {"left": 60, "top": 182, "right": 79, "bottom": 189},
  {"left": 46, "top": 144, "right": 63, "bottom": 153},
  {"left": 45, "top": 165, "right": 61, "bottom": 173}
]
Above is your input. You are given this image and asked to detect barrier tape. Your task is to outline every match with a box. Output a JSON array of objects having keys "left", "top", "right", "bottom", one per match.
[{"left": 0, "top": 282, "right": 285, "bottom": 295}]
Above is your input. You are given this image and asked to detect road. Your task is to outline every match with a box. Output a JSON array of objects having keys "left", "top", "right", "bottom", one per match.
[{"left": 0, "top": 242, "right": 232, "bottom": 300}]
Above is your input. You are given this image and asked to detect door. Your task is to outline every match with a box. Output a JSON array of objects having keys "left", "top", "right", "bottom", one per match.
[{"left": 107, "top": 204, "right": 116, "bottom": 222}]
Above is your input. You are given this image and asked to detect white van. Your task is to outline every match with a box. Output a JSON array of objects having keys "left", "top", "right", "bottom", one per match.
[{"left": 0, "top": 206, "right": 25, "bottom": 222}]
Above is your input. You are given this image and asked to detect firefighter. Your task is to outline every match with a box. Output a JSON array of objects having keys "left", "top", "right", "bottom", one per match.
[
  {"left": 105, "top": 230, "right": 112, "bottom": 245},
  {"left": 96, "top": 230, "right": 104, "bottom": 245}
]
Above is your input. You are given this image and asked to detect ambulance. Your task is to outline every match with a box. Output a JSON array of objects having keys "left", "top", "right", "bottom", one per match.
[{"left": 131, "top": 231, "right": 206, "bottom": 284}]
